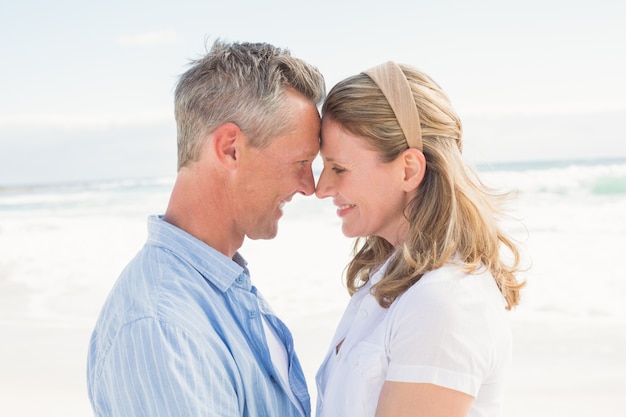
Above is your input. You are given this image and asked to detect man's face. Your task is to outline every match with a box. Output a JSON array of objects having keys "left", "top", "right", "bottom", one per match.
[{"left": 234, "top": 90, "right": 320, "bottom": 240}]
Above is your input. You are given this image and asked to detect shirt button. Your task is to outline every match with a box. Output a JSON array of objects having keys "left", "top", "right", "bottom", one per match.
[
  {"left": 248, "top": 311, "right": 257, "bottom": 319},
  {"left": 236, "top": 276, "right": 244, "bottom": 284},
  {"left": 358, "top": 309, "right": 368, "bottom": 319}
]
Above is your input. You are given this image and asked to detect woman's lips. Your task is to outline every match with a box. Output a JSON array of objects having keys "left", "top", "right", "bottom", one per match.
[{"left": 336, "top": 204, "right": 355, "bottom": 217}]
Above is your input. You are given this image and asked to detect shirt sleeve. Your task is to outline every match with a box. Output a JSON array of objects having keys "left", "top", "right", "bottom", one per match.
[
  {"left": 384, "top": 274, "right": 497, "bottom": 397},
  {"left": 91, "top": 317, "right": 241, "bottom": 417}
]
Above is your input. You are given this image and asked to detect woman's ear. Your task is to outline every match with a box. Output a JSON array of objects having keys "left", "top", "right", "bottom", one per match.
[
  {"left": 401, "top": 148, "right": 426, "bottom": 192},
  {"left": 210, "top": 122, "right": 241, "bottom": 170}
]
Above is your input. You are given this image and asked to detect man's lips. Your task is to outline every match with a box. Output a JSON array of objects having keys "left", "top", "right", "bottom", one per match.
[{"left": 279, "top": 195, "right": 294, "bottom": 211}]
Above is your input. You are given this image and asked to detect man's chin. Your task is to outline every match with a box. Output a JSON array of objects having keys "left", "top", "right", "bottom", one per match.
[{"left": 247, "top": 225, "right": 279, "bottom": 241}]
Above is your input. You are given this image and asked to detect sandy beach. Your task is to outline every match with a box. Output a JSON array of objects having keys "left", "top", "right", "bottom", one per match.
[
  {"left": 502, "top": 318, "right": 626, "bottom": 416},
  {"left": 2, "top": 160, "right": 625, "bottom": 416},
  {"left": 1, "top": 314, "right": 625, "bottom": 416}
]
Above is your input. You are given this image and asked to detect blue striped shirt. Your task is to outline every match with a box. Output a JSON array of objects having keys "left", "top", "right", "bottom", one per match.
[{"left": 87, "top": 215, "right": 310, "bottom": 417}]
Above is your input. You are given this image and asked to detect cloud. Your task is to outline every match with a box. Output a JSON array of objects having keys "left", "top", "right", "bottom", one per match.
[
  {"left": 117, "top": 30, "right": 182, "bottom": 47},
  {"left": 0, "top": 112, "right": 172, "bottom": 134},
  {"left": 458, "top": 99, "right": 626, "bottom": 118}
]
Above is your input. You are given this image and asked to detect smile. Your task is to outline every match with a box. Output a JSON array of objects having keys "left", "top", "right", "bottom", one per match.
[
  {"left": 336, "top": 204, "right": 355, "bottom": 217},
  {"left": 279, "top": 197, "right": 292, "bottom": 211}
]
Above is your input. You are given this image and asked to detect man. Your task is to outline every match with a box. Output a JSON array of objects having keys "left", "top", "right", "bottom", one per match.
[{"left": 87, "top": 40, "right": 325, "bottom": 417}]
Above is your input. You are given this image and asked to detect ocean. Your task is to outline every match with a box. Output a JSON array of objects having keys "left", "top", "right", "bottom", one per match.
[{"left": 1, "top": 157, "right": 625, "bottom": 328}]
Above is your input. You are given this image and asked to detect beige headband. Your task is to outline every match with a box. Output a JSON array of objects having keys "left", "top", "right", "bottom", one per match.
[{"left": 363, "top": 61, "right": 423, "bottom": 151}]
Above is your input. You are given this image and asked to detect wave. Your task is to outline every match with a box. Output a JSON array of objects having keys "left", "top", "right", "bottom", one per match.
[
  {"left": 0, "top": 176, "right": 174, "bottom": 212},
  {"left": 477, "top": 158, "right": 626, "bottom": 197},
  {"left": 0, "top": 176, "right": 174, "bottom": 194},
  {"left": 3, "top": 158, "right": 626, "bottom": 213},
  {"left": 591, "top": 175, "right": 626, "bottom": 195}
]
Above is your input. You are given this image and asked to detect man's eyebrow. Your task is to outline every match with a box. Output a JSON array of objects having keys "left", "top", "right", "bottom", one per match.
[{"left": 300, "top": 151, "right": 319, "bottom": 161}]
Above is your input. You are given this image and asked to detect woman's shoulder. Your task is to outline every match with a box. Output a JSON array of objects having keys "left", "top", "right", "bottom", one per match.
[{"left": 391, "top": 263, "right": 505, "bottom": 316}]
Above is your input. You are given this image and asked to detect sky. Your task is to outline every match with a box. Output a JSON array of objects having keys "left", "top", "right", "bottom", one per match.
[{"left": 1, "top": 0, "right": 625, "bottom": 186}]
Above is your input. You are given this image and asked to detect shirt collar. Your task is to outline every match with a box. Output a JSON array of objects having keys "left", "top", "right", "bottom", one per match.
[
  {"left": 146, "top": 215, "right": 250, "bottom": 292},
  {"left": 369, "top": 254, "right": 394, "bottom": 285}
]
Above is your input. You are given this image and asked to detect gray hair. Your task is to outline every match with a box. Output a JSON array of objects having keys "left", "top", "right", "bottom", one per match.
[{"left": 174, "top": 39, "right": 326, "bottom": 169}]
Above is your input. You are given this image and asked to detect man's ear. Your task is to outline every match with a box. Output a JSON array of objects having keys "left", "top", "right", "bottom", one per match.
[
  {"left": 401, "top": 148, "right": 426, "bottom": 192},
  {"left": 211, "top": 123, "right": 241, "bottom": 169}
]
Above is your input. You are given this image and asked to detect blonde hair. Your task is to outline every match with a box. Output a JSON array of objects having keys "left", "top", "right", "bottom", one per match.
[
  {"left": 322, "top": 64, "right": 524, "bottom": 309},
  {"left": 174, "top": 39, "right": 325, "bottom": 169}
]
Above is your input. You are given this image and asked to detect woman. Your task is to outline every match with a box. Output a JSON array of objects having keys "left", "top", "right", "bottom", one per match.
[{"left": 314, "top": 61, "right": 524, "bottom": 417}]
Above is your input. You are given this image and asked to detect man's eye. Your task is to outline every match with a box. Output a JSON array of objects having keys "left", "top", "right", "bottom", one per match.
[{"left": 332, "top": 167, "right": 345, "bottom": 174}]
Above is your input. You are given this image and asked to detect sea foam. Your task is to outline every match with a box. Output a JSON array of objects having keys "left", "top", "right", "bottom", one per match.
[{"left": 1, "top": 159, "right": 624, "bottom": 326}]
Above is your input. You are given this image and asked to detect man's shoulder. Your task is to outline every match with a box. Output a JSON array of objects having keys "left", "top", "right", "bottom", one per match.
[{"left": 93, "top": 245, "right": 222, "bottom": 339}]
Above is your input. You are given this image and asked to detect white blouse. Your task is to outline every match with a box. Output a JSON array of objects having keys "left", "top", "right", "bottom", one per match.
[{"left": 315, "top": 259, "right": 512, "bottom": 417}]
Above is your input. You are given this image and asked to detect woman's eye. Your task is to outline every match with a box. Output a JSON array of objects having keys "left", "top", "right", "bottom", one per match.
[{"left": 332, "top": 167, "right": 345, "bottom": 174}]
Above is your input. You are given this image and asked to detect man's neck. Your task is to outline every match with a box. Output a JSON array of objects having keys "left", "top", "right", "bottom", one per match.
[{"left": 163, "top": 168, "right": 243, "bottom": 259}]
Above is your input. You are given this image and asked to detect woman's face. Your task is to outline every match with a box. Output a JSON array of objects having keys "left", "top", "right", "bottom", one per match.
[{"left": 316, "top": 118, "right": 412, "bottom": 246}]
